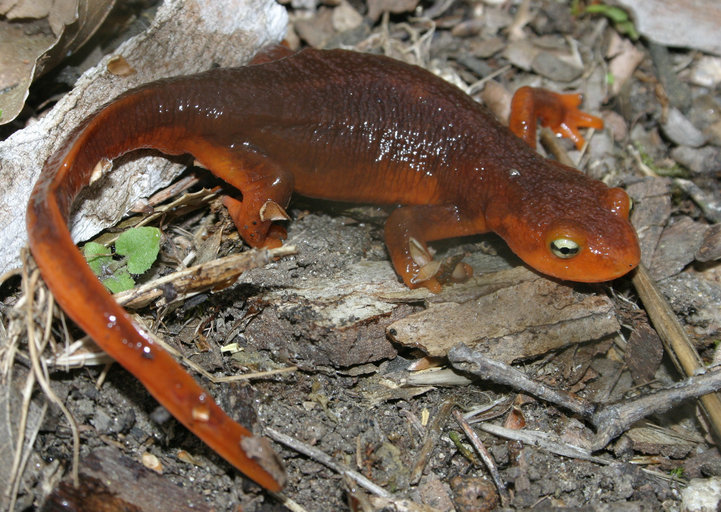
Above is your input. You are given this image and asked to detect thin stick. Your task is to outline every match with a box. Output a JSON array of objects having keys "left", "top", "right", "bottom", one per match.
[
  {"left": 448, "top": 343, "right": 721, "bottom": 449},
  {"left": 265, "top": 427, "right": 392, "bottom": 499},
  {"left": 452, "top": 410, "right": 509, "bottom": 507},
  {"left": 476, "top": 423, "right": 610, "bottom": 465},
  {"left": 632, "top": 264, "right": 721, "bottom": 442}
]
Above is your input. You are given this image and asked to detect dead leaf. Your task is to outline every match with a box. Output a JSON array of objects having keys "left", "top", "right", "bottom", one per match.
[
  {"left": 607, "top": 32, "right": 646, "bottom": 95},
  {"left": 625, "top": 321, "right": 664, "bottom": 384},
  {"left": 0, "top": 0, "right": 116, "bottom": 124}
]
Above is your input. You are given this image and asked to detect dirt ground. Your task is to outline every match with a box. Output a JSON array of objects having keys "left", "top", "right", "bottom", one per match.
[{"left": 2, "top": 0, "right": 721, "bottom": 511}]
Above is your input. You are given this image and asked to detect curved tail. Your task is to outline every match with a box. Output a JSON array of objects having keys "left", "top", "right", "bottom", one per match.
[{"left": 26, "top": 84, "right": 285, "bottom": 491}]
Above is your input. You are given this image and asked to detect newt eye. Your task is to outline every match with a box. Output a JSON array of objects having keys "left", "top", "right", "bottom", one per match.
[{"left": 550, "top": 238, "right": 580, "bottom": 259}]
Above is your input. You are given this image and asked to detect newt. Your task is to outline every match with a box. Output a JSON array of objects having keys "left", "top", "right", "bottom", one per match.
[{"left": 26, "top": 47, "right": 640, "bottom": 491}]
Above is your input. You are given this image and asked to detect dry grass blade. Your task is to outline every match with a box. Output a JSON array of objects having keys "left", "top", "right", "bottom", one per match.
[
  {"left": 21, "top": 261, "right": 80, "bottom": 487},
  {"left": 452, "top": 409, "right": 509, "bottom": 507}
]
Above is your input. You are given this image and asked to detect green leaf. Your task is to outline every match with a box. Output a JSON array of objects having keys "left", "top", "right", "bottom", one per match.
[
  {"left": 83, "top": 242, "right": 112, "bottom": 276},
  {"left": 115, "top": 226, "right": 161, "bottom": 274},
  {"left": 103, "top": 269, "right": 136, "bottom": 294},
  {"left": 586, "top": 4, "right": 629, "bottom": 23}
]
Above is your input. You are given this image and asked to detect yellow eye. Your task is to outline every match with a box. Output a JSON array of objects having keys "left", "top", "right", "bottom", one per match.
[{"left": 550, "top": 238, "right": 580, "bottom": 259}]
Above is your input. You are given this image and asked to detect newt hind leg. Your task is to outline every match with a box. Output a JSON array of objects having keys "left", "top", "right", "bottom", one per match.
[
  {"left": 188, "top": 141, "right": 294, "bottom": 248},
  {"left": 384, "top": 204, "right": 484, "bottom": 292}
]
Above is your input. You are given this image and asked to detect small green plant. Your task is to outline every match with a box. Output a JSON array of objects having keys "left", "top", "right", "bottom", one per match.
[
  {"left": 83, "top": 226, "right": 161, "bottom": 293},
  {"left": 583, "top": 4, "right": 639, "bottom": 40},
  {"left": 669, "top": 466, "right": 685, "bottom": 478},
  {"left": 633, "top": 143, "right": 687, "bottom": 178}
]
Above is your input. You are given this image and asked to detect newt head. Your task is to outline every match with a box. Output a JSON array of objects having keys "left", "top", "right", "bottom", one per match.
[{"left": 486, "top": 171, "right": 641, "bottom": 282}]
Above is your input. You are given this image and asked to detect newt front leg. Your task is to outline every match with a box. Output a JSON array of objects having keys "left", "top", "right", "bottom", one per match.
[{"left": 384, "top": 204, "right": 483, "bottom": 291}]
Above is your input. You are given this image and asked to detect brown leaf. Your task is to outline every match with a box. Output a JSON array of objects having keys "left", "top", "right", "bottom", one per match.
[{"left": 0, "top": 0, "right": 116, "bottom": 125}]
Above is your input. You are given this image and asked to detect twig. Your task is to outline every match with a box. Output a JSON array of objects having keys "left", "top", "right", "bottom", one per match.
[
  {"left": 475, "top": 423, "right": 610, "bottom": 465},
  {"left": 265, "top": 427, "right": 392, "bottom": 499},
  {"left": 452, "top": 410, "right": 509, "bottom": 507},
  {"left": 448, "top": 343, "right": 721, "bottom": 450},
  {"left": 631, "top": 264, "right": 721, "bottom": 444},
  {"left": 447, "top": 345, "right": 594, "bottom": 418},
  {"left": 591, "top": 367, "right": 721, "bottom": 449}
]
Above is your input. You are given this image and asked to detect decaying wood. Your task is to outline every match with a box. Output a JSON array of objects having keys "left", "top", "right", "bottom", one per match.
[
  {"left": 625, "top": 425, "right": 697, "bottom": 458},
  {"left": 40, "top": 447, "right": 212, "bottom": 512},
  {"left": 115, "top": 246, "right": 296, "bottom": 309},
  {"left": 387, "top": 267, "right": 620, "bottom": 363}
]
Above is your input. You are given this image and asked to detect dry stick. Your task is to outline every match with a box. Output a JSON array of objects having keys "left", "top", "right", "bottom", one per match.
[
  {"left": 590, "top": 365, "right": 721, "bottom": 448},
  {"left": 448, "top": 343, "right": 721, "bottom": 450},
  {"left": 631, "top": 264, "right": 721, "bottom": 442},
  {"left": 452, "top": 410, "right": 509, "bottom": 507},
  {"left": 476, "top": 423, "right": 609, "bottom": 465},
  {"left": 541, "top": 128, "right": 721, "bottom": 442},
  {"left": 265, "top": 427, "right": 392, "bottom": 499}
]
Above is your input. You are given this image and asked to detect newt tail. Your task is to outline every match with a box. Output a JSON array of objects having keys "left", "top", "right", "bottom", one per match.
[{"left": 26, "top": 86, "right": 286, "bottom": 491}]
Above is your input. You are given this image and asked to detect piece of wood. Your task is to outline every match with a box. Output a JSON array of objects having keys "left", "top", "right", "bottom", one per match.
[
  {"left": 40, "top": 446, "right": 212, "bottom": 512},
  {"left": 387, "top": 267, "right": 620, "bottom": 363}
]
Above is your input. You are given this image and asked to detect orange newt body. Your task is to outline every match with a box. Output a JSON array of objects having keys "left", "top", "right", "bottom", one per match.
[{"left": 26, "top": 48, "right": 640, "bottom": 491}]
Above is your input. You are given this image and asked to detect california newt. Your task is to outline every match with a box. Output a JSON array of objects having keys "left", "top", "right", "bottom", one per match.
[{"left": 26, "top": 47, "right": 640, "bottom": 491}]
